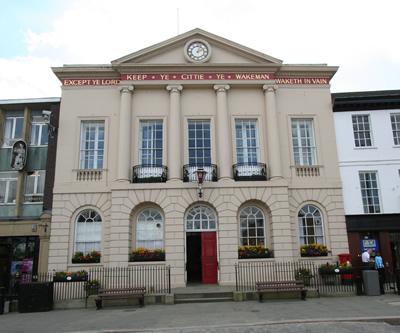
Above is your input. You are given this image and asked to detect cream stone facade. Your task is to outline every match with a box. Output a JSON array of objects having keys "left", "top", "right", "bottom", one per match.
[{"left": 49, "top": 29, "right": 348, "bottom": 287}]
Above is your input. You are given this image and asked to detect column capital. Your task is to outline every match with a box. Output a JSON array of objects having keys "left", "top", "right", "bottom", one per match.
[
  {"left": 120, "top": 85, "right": 134, "bottom": 93},
  {"left": 166, "top": 85, "right": 183, "bottom": 93},
  {"left": 263, "top": 84, "right": 278, "bottom": 93},
  {"left": 214, "top": 85, "right": 230, "bottom": 93}
]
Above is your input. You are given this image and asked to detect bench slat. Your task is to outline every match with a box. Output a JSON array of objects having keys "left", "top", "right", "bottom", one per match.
[
  {"left": 256, "top": 280, "right": 307, "bottom": 302},
  {"left": 95, "top": 287, "right": 146, "bottom": 309}
]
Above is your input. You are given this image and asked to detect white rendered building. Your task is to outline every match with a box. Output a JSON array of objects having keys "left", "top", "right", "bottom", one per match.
[
  {"left": 48, "top": 29, "right": 348, "bottom": 287},
  {"left": 333, "top": 90, "right": 400, "bottom": 270}
]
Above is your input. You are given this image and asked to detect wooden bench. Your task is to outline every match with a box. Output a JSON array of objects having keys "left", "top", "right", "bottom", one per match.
[
  {"left": 95, "top": 287, "right": 146, "bottom": 309},
  {"left": 256, "top": 280, "right": 307, "bottom": 302}
]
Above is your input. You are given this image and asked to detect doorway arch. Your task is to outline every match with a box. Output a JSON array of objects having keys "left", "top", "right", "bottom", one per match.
[{"left": 185, "top": 205, "right": 218, "bottom": 284}]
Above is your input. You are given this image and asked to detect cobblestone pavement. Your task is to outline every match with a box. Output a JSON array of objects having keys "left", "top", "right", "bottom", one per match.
[{"left": 1, "top": 295, "right": 400, "bottom": 333}]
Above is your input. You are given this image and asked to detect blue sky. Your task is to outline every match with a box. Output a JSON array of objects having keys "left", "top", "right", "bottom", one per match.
[
  {"left": 0, "top": 0, "right": 64, "bottom": 57},
  {"left": 0, "top": 0, "right": 399, "bottom": 99}
]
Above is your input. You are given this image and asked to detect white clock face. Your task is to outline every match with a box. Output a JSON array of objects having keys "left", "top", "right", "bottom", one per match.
[{"left": 187, "top": 41, "right": 209, "bottom": 62}]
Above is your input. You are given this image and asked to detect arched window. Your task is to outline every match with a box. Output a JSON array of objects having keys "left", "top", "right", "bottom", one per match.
[
  {"left": 136, "top": 208, "right": 164, "bottom": 249},
  {"left": 239, "top": 206, "right": 265, "bottom": 246},
  {"left": 186, "top": 205, "right": 217, "bottom": 231},
  {"left": 75, "top": 209, "right": 102, "bottom": 253},
  {"left": 298, "top": 204, "right": 324, "bottom": 245}
]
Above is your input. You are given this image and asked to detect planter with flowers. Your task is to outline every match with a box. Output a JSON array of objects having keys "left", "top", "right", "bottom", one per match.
[
  {"left": 318, "top": 263, "right": 340, "bottom": 285},
  {"left": 53, "top": 270, "right": 88, "bottom": 282},
  {"left": 238, "top": 246, "right": 273, "bottom": 259},
  {"left": 294, "top": 268, "right": 313, "bottom": 286},
  {"left": 129, "top": 248, "right": 165, "bottom": 262},
  {"left": 85, "top": 279, "right": 100, "bottom": 295},
  {"left": 300, "top": 243, "right": 328, "bottom": 257},
  {"left": 72, "top": 251, "right": 101, "bottom": 264}
]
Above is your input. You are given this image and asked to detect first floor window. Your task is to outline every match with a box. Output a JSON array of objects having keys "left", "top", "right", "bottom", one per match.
[
  {"left": 359, "top": 171, "right": 381, "bottom": 214},
  {"left": 0, "top": 172, "right": 18, "bottom": 204},
  {"left": 239, "top": 206, "right": 265, "bottom": 246},
  {"left": 352, "top": 114, "right": 372, "bottom": 147},
  {"left": 188, "top": 119, "right": 211, "bottom": 166},
  {"left": 79, "top": 121, "right": 104, "bottom": 169},
  {"left": 3, "top": 116, "right": 23, "bottom": 147},
  {"left": 24, "top": 170, "right": 45, "bottom": 202},
  {"left": 136, "top": 209, "right": 164, "bottom": 249},
  {"left": 235, "top": 119, "right": 259, "bottom": 164},
  {"left": 30, "top": 118, "right": 48, "bottom": 146},
  {"left": 75, "top": 209, "right": 102, "bottom": 253},
  {"left": 298, "top": 204, "right": 324, "bottom": 245},
  {"left": 391, "top": 113, "right": 400, "bottom": 146},
  {"left": 291, "top": 118, "right": 316, "bottom": 165},
  {"left": 139, "top": 120, "right": 163, "bottom": 165}
]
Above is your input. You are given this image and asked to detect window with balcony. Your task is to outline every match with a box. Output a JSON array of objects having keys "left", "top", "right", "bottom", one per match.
[
  {"left": 359, "top": 171, "right": 381, "bottom": 214},
  {"left": 3, "top": 116, "right": 23, "bottom": 147},
  {"left": 30, "top": 117, "right": 48, "bottom": 146},
  {"left": 132, "top": 120, "right": 166, "bottom": 183},
  {"left": 184, "top": 120, "right": 217, "bottom": 182},
  {"left": 0, "top": 172, "right": 18, "bottom": 204},
  {"left": 24, "top": 170, "right": 45, "bottom": 203},
  {"left": 391, "top": 113, "right": 400, "bottom": 146},
  {"left": 352, "top": 114, "right": 372, "bottom": 147},
  {"left": 233, "top": 119, "right": 266, "bottom": 181},
  {"left": 291, "top": 118, "right": 317, "bottom": 166}
]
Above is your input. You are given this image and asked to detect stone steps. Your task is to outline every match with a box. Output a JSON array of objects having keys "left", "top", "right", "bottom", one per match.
[{"left": 174, "top": 291, "right": 234, "bottom": 304}]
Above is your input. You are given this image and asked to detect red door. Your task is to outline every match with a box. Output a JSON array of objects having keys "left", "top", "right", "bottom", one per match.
[{"left": 201, "top": 232, "right": 218, "bottom": 284}]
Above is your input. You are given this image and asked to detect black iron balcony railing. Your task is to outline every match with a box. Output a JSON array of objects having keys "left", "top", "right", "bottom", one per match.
[
  {"left": 132, "top": 165, "right": 168, "bottom": 183},
  {"left": 233, "top": 163, "right": 267, "bottom": 181},
  {"left": 182, "top": 164, "right": 218, "bottom": 182}
]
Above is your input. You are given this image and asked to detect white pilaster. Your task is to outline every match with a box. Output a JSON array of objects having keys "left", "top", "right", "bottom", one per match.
[
  {"left": 214, "top": 85, "right": 232, "bottom": 180},
  {"left": 117, "top": 85, "right": 134, "bottom": 181},
  {"left": 166, "top": 85, "right": 183, "bottom": 181},
  {"left": 263, "top": 84, "right": 282, "bottom": 179}
]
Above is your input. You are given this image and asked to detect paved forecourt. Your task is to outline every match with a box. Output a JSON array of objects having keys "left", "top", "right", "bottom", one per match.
[{"left": 1, "top": 295, "right": 400, "bottom": 333}]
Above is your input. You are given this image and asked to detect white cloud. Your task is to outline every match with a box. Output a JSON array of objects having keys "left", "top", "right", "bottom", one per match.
[
  {"left": 1, "top": 0, "right": 399, "bottom": 99},
  {"left": 0, "top": 57, "right": 61, "bottom": 99}
]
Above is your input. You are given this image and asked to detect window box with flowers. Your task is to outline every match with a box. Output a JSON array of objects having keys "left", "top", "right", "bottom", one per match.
[
  {"left": 238, "top": 246, "right": 273, "bottom": 259},
  {"left": 53, "top": 270, "right": 88, "bottom": 282},
  {"left": 72, "top": 251, "right": 101, "bottom": 264},
  {"left": 129, "top": 248, "right": 165, "bottom": 262},
  {"left": 300, "top": 243, "right": 328, "bottom": 257}
]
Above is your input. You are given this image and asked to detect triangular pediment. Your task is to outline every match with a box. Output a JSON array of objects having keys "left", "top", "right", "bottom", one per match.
[{"left": 112, "top": 28, "right": 282, "bottom": 66}]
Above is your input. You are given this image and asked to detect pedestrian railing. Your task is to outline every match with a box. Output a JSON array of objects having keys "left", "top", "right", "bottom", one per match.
[
  {"left": 34, "top": 265, "right": 170, "bottom": 301},
  {"left": 235, "top": 261, "right": 399, "bottom": 296}
]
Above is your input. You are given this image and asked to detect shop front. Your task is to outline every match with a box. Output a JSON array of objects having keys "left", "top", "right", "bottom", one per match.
[{"left": 0, "top": 236, "right": 40, "bottom": 295}]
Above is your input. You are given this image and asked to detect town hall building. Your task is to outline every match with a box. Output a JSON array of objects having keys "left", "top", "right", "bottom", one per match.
[{"left": 48, "top": 29, "right": 348, "bottom": 287}]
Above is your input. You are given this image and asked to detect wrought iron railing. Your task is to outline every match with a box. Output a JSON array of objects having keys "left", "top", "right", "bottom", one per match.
[
  {"left": 232, "top": 163, "right": 267, "bottom": 181},
  {"left": 182, "top": 164, "right": 218, "bottom": 182},
  {"left": 132, "top": 165, "right": 168, "bottom": 183},
  {"left": 34, "top": 265, "right": 171, "bottom": 301},
  {"left": 235, "top": 261, "right": 400, "bottom": 296}
]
